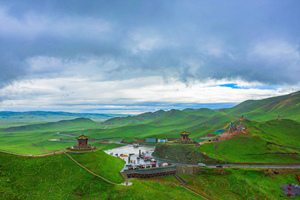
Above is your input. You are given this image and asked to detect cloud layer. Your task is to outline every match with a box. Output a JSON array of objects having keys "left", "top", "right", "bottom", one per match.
[{"left": 1, "top": 1, "right": 300, "bottom": 113}]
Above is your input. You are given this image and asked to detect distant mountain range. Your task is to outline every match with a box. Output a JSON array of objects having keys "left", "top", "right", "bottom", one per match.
[
  {"left": 0, "top": 111, "right": 127, "bottom": 123},
  {"left": 1, "top": 90, "right": 299, "bottom": 160},
  {"left": 99, "top": 90, "right": 300, "bottom": 128},
  {"left": 1, "top": 90, "right": 299, "bottom": 125}
]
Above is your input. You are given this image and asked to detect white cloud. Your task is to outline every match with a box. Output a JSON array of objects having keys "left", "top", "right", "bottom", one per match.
[{"left": 0, "top": 76, "right": 297, "bottom": 113}]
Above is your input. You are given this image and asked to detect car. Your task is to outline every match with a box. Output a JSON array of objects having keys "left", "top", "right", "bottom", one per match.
[
  {"left": 216, "top": 165, "right": 223, "bottom": 168},
  {"left": 198, "top": 163, "right": 206, "bottom": 167}
]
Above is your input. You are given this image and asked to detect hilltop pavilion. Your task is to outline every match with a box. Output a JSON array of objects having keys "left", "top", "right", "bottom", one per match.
[
  {"left": 76, "top": 134, "right": 90, "bottom": 147},
  {"left": 69, "top": 134, "right": 95, "bottom": 150},
  {"left": 180, "top": 131, "right": 190, "bottom": 140}
]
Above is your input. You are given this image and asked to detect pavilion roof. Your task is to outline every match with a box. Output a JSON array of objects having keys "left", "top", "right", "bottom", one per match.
[
  {"left": 180, "top": 131, "right": 189, "bottom": 135},
  {"left": 76, "top": 135, "right": 90, "bottom": 140}
]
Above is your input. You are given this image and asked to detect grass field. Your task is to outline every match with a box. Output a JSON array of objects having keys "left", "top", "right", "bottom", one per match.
[
  {"left": 0, "top": 111, "right": 126, "bottom": 123},
  {"left": 1, "top": 151, "right": 300, "bottom": 199},
  {"left": 0, "top": 152, "right": 203, "bottom": 199},
  {"left": 221, "top": 90, "right": 300, "bottom": 122},
  {"left": 0, "top": 91, "right": 299, "bottom": 160},
  {"left": 0, "top": 112, "right": 233, "bottom": 155},
  {"left": 200, "top": 119, "right": 300, "bottom": 163},
  {"left": 182, "top": 167, "right": 300, "bottom": 200},
  {"left": 201, "top": 135, "right": 300, "bottom": 163}
]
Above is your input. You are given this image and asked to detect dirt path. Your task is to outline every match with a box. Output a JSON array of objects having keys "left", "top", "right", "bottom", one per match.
[
  {"left": 266, "top": 142, "right": 300, "bottom": 151},
  {"left": 63, "top": 150, "right": 120, "bottom": 185},
  {"left": 0, "top": 150, "right": 63, "bottom": 157},
  {"left": 181, "top": 185, "right": 212, "bottom": 200},
  {"left": 213, "top": 143, "right": 229, "bottom": 163},
  {"left": 174, "top": 174, "right": 211, "bottom": 200}
]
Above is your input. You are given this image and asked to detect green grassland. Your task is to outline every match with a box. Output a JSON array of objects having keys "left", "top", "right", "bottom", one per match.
[
  {"left": 0, "top": 152, "right": 203, "bottom": 200},
  {"left": 200, "top": 119, "right": 300, "bottom": 163},
  {"left": 182, "top": 167, "right": 300, "bottom": 200},
  {"left": 98, "top": 110, "right": 166, "bottom": 128},
  {"left": 0, "top": 91, "right": 299, "bottom": 162},
  {"left": 0, "top": 111, "right": 126, "bottom": 123},
  {"left": 221, "top": 90, "right": 300, "bottom": 122},
  {"left": 1, "top": 151, "right": 300, "bottom": 199},
  {"left": 3, "top": 117, "right": 100, "bottom": 132},
  {"left": 0, "top": 109, "right": 234, "bottom": 154},
  {"left": 153, "top": 144, "right": 225, "bottom": 164},
  {"left": 244, "top": 119, "right": 300, "bottom": 149}
]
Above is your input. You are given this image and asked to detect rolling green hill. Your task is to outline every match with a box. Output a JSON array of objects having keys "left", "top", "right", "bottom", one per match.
[
  {"left": 0, "top": 111, "right": 126, "bottom": 123},
  {"left": 0, "top": 108, "right": 236, "bottom": 154},
  {"left": 1, "top": 91, "right": 299, "bottom": 156},
  {"left": 0, "top": 151, "right": 202, "bottom": 200},
  {"left": 3, "top": 117, "right": 100, "bottom": 132},
  {"left": 221, "top": 90, "right": 300, "bottom": 122},
  {"left": 98, "top": 110, "right": 166, "bottom": 128},
  {"left": 201, "top": 119, "right": 300, "bottom": 163}
]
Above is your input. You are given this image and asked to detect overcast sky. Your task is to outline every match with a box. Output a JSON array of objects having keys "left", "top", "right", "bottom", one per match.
[{"left": 1, "top": 0, "right": 300, "bottom": 114}]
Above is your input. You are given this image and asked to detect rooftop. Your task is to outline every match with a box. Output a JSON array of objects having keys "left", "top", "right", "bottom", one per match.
[
  {"left": 180, "top": 131, "right": 189, "bottom": 135},
  {"left": 76, "top": 135, "right": 90, "bottom": 140}
]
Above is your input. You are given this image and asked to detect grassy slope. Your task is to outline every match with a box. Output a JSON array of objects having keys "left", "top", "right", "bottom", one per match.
[
  {"left": 3, "top": 117, "right": 100, "bottom": 132},
  {"left": 221, "top": 90, "right": 300, "bottom": 122},
  {"left": 201, "top": 119, "right": 300, "bottom": 163},
  {"left": 0, "top": 152, "right": 202, "bottom": 199},
  {"left": 98, "top": 110, "right": 166, "bottom": 128},
  {"left": 153, "top": 144, "right": 224, "bottom": 164},
  {"left": 245, "top": 119, "right": 300, "bottom": 149},
  {"left": 0, "top": 109, "right": 235, "bottom": 155},
  {"left": 0, "top": 111, "right": 125, "bottom": 123},
  {"left": 1, "top": 91, "right": 299, "bottom": 156},
  {"left": 0, "top": 118, "right": 102, "bottom": 155},
  {"left": 1, "top": 151, "right": 299, "bottom": 200},
  {"left": 69, "top": 151, "right": 125, "bottom": 183},
  {"left": 0, "top": 152, "right": 114, "bottom": 200},
  {"left": 182, "top": 167, "right": 300, "bottom": 200}
]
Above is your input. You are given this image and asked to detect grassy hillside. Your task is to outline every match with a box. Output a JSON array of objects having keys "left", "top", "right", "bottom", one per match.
[
  {"left": 98, "top": 110, "right": 166, "bottom": 128},
  {"left": 0, "top": 118, "right": 103, "bottom": 155},
  {"left": 0, "top": 109, "right": 235, "bottom": 155},
  {"left": 0, "top": 111, "right": 126, "bottom": 123},
  {"left": 244, "top": 119, "right": 300, "bottom": 149},
  {"left": 2, "top": 117, "right": 100, "bottom": 132},
  {"left": 1, "top": 91, "right": 298, "bottom": 156},
  {"left": 153, "top": 144, "right": 224, "bottom": 164},
  {"left": 200, "top": 119, "right": 300, "bottom": 163},
  {"left": 1, "top": 151, "right": 300, "bottom": 199},
  {"left": 221, "top": 90, "right": 300, "bottom": 122},
  {"left": 182, "top": 167, "right": 300, "bottom": 200},
  {"left": 0, "top": 152, "right": 202, "bottom": 199}
]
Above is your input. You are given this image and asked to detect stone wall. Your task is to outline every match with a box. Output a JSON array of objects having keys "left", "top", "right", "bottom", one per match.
[{"left": 176, "top": 165, "right": 195, "bottom": 175}]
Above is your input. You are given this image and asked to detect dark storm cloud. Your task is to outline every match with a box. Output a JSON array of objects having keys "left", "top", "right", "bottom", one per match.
[{"left": 1, "top": 0, "right": 300, "bottom": 88}]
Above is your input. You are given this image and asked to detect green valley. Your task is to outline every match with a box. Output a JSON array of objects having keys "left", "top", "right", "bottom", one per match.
[{"left": 1, "top": 91, "right": 300, "bottom": 199}]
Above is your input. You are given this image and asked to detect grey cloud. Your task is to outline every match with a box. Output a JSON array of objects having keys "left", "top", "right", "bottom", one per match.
[{"left": 0, "top": 0, "right": 300, "bottom": 89}]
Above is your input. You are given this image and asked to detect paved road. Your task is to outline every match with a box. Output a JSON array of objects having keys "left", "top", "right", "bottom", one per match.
[
  {"left": 173, "top": 163, "right": 300, "bottom": 168},
  {"left": 203, "top": 164, "right": 300, "bottom": 168},
  {"left": 221, "top": 164, "right": 300, "bottom": 168}
]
